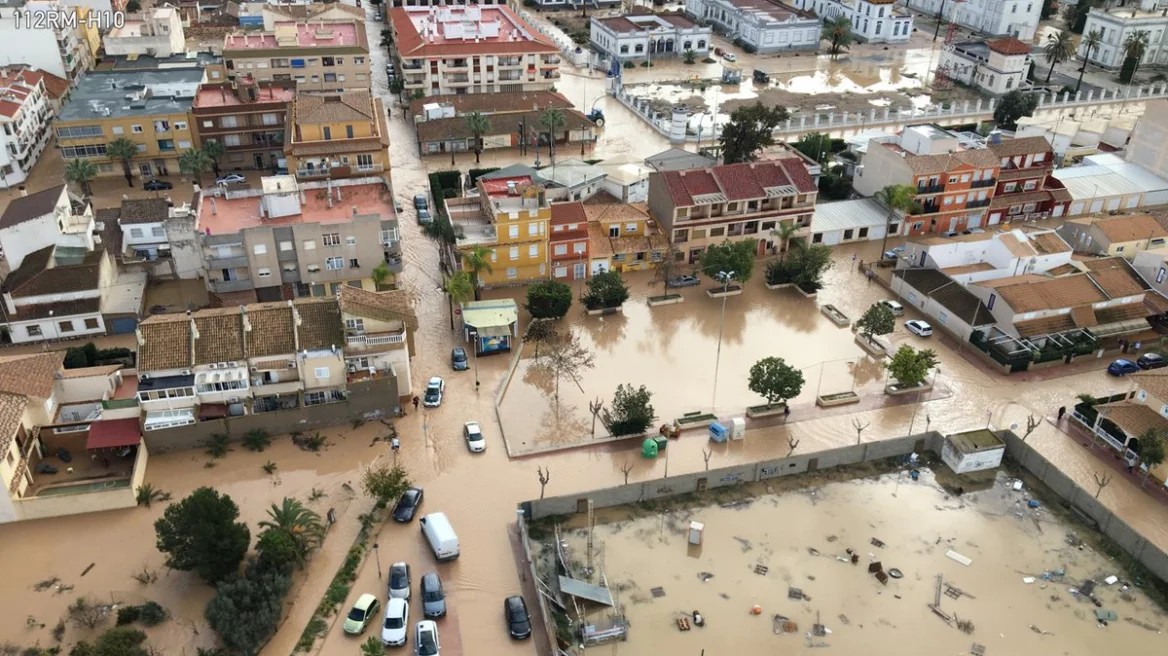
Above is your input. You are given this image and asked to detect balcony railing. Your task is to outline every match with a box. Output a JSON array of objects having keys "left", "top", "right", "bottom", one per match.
[
  {"left": 207, "top": 255, "right": 249, "bottom": 269},
  {"left": 251, "top": 379, "right": 302, "bottom": 395},
  {"left": 971, "top": 178, "right": 997, "bottom": 188},
  {"left": 965, "top": 198, "right": 991, "bottom": 209},
  {"left": 210, "top": 278, "right": 253, "bottom": 293},
  {"left": 916, "top": 183, "right": 945, "bottom": 194},
  {"left": 345, "top": 332, "right": 405, "bottom": 347}
]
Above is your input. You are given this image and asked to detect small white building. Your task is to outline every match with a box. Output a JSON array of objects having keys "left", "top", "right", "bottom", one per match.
[
  {"left": 1078, "top": 1, "right": 1168, "bottom": 70},
  {"left": 0, "top": 68, "right": 54, "bottom": 189},
  {"left": 597, "top": 156, "right": 653, "bottom": 203},
  {"left": 684, "top": 0, "right": 821, "bottom": 53},
  {"left": 941, "top": 429, "right": 1005, "bottom": 474},
  {"left": 809, "top": 198, "right": 891, "bottom": 246},
  {"left": 906, "top": 0, "right": 1041, "bottom": 41},
  {"left": 937, "top": 38, "right": 1031, "bottom": 96},
  {"left": 790, "top": 0, "right": 912, "bottom": 43},
  {"left": 542, "top": 159, "right": 607, "bottom": 202},
  {"left": 102, "top": 7, "right": 186, "bottom": 58},
  {"left": 1016, "top": 113, "right": 1137, "bottom": 165},
  {"left": 0, "top": 185, "right": 94, "bottom": 272},
  {"left": 590, "top": 13, "right": 712, "bottom": 61},
  {"left": 1053, "top": 153, "right": 1168, "bottom": 216}
]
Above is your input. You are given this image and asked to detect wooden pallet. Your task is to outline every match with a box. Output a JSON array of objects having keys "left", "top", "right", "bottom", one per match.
[{"left": 677, "top": 617, "right": 691, "bottom": 631}]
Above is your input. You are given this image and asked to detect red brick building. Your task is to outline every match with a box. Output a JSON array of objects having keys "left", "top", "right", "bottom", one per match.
[
  {"left": 986, "top": 136, "right": 1072, "bottom": 224},
  {"left": 549, "top": 201, "right": 589, "bottom": 281}
]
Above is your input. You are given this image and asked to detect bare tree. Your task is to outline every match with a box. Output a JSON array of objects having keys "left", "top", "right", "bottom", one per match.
[
  {"left": 620, "top": 459, "right": 634, "bottom": 484},
  {"left": 852, "top": 418, "right": 870, "bottom": 445},
  {"left": 67, "top": 597, "right": 107, "bottom": 630},
  {"left": 1021, "top": 414, "right": 1039, "bottom": 442},
  {"left": 787, "top": 437, "right": 800, "bottom": 457},
  {"left": 589, "top": 397, "right": 605, "bottom": 437},
  {"left": 537, "top": 466, "right": 550, "bottom": 499},
  {"left": 524, "top": 320, "right": 559, "bottom": 357},
  {"left": 532, "top": 331, "right": 596, "bottom": 400},
  {"left": 702, "top": 449, "right": 712, "bottom": 471},
  {"left": 1093, "top": 472, "right": 1113, "bottom": 499},
  {"left": 925, "top": 413, "right": 931, "bottom": 434}
]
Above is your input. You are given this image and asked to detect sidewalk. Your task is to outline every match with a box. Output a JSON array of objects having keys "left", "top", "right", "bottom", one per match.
[{"left": 1053, "top": 414, "right": 1168, "bottom": 507}]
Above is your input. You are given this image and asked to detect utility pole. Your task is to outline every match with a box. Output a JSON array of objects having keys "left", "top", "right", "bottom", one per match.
[{"left": 933, "top": 0, "right": 948, "bottom": 42}]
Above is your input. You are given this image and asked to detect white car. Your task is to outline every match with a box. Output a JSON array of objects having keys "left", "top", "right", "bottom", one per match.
[
  {"left": 464, "top": 421, "right": 486, "bottom": 452},
  {"left": 879, "top": 299, "right": 905, "bottom": 316},
  {"left": 415, "top": 620, "right": 440, "bottom": 656},
  {"left": 722, "top": 52, "right": 737, "bottom": 62},
  {"left": 381, "top": 598, "right": 409, "bottom": 647},
  {"left": 215, "top": 173, "right": 246, "bottom": 185},
  {"left": 423, "top": 377, "right": 445, "bottom": 407},
  {"left": 905, "top": 320, "right": 933, "bottom": 337}
]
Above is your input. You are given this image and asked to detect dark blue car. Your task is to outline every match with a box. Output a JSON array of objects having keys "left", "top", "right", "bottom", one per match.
[
  {"left": 1108, "top": 359, "right": 1140, "bottom": 376},
  {"left": 451, "top": 348, "right": 469, "bottom": 371}
]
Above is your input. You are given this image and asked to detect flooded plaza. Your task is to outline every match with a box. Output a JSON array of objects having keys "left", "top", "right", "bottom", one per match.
[{"left": 536, "top": 465, "right": 1168, "bottom": 655}]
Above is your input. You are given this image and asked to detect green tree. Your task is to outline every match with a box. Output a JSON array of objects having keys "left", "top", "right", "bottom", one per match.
[
  {"left": 698, "top": 239, "right": 756, "bottom": 284},
  {"left": 748, "top": 356, "right": 804, "bottom": 406},
  {"left": 609, "top": 383, "right": 655, "bottom": 436},
  {"left": 992, "top": 90, "right": 1039, "bottom": 130},
  {"left": 885, "top": 345, "right": 938, "bottom": 387},
  {"left": 719, "top": 101, "right": 789, "bottom": 164},
  {"left": 380, "top": 28, "right": 393, "bottom": 49},
  {"left": 106, "top": 137, "right": 138, "bottom": 187},
  {"left": 421, "top": 213, "right": 457, "bottom": 245},
  {"left": 389, "top": 78, "right": 406, "bottom": 101},
  {"left": 539, "top": 107, "right": 567, "bottom": 163},
  {"left": 1043, "top": 30, "right": 1077, "bottom": 84},
  {"left": 792, "top": 132, "right": 832, "bottom": 165},
  {"left": 581, "top": 269, "right": 629, "bottom": 310},
  {"left": 255, "top": 529, "right": 298, "bottom": 572},
  {"left": 769, "top": 222, "right": 800, "bottom": 263},
  {"left": 1064, "top": 0, "right": 1098, "bottom": 34},
  {"left": 444, "top": 270, "right": 473, "bottom": 329},
  {"left": 821, "top": 15, "right": 854, "bottom": 58},
  {"left": 463, "top": 244, "right": 494, "bottom": 300},
  {"left": 202, "top": 140, "right": 225, "bottom": 178},
  {"left": 126, "top": 0, "right": 141, "bottom": 11},
  {"left": 372, "top": 262, "right": 395, "bottom": 291},
  {"left": 154, "top": 487, "right": 250, "bottom": 584},
  {"left": 1136, "top": 429, "right": 1166, "bottom": 488},
  {"left": 875, "top": 183, "right": 918, "bottom": 255},
  {"left": 69, "top": 626, "right": 149, "bottom": 656},
  {"left": 1122, "top": 30, "right": 1150, "bottom": 83},
  {"left": 533, "top": 330, "right": 595, "bottom": 400},
  {"left": 205, "top": 564, "right": 291, "bottom": 656},
  {"left": 785, "top": 242, "right": 834, "bottom": 292},
  {"left": 526, "top": 280, "right": 573, "bottom": 319},
  {"left": 257, "top": 498, "right": 325, "bottom": 569},
  {"left": 465, "top": 111, "right": 491, "bottom": 164},
  {"left": 179, "top": 148, "right": 212, "bottom": 186},
  {"left": 65, "top": 158, "right": 98, "bottom": 197},
  {"left": 651, "top": 243, "right": 686, "bottom": 293},
  {"left": 361, "top": 461, "right": 412, "bottom": 507},
  {"left": 683, "top": 49, "right": 696, "bottom": 64},
  {"left": 1077, "top": 30, "right": 1103, "bottom": 93},
  {"left": 856, "top": 303, "right": 895, "bottom": 340},
  {"left": 361, "top": 636, "right": 384, "bottom": 656}
]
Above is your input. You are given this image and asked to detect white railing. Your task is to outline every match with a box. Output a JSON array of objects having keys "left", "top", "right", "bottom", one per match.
[{"left": 346, "top": 333, "right": 405, "bottom": 347}]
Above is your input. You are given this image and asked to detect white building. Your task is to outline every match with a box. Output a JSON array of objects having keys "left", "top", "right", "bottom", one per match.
[
  {"left": 790, "top": 0, "right": 912, "bottom": 43},
  {"left": 590, "top": 13, "right": 712, "bottom": 61},
  {"left": 1053, "top": 153, "right": 1168, "bottom": 216},
  {"left": 1016, "top": 112, "right": 1137, "bottom": 165},
  {"left": 0, "top": 0, "right": 94, "bottom": 81},
  {"left": 684, "top": 0, "right": 821, "bottom": 53},
  {"left": 901, "top": 228, "right": 1073, "bottom": 285},
  {"left": 0, "top": 184, "right": 94, "bottom": 272},
  {"left": 941, "top": 430, "right": 1005, "bottom": 474},
  {"left": 102, "top": 7, "right": 186, "bottom": 58},
  {"left": 907, "top": 0, "right": 1040, "bottom": 41},
  {"left": 1126, "top": 99, "right": 1168, "bottom": 181},
  {"left": 596, "top": 155, "right": 652, "bottom": 203},
  {"left": 0, "top": 68, "right": 53, "bottom": 189},
  {"left": 1078, "top": 1, "right": 1168, "bottom": 70},
  {"left": 937, "top": 38, "right": 1032, "bottom": 95},
  {"left": 809, "top": 198, "right": 892, "bottom": 246},
  {"left": 541, "top": 158, "right": 607, "bottom": 201}
]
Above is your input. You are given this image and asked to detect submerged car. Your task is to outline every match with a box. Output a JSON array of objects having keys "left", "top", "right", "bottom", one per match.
[
  {"left": 343, "top": 594, "right": 380, "bottom": 634},
  {"left": 1108, "top": 359, "right": 1140, "bottom": 376},
  {"left": 883, "top": 246, "right": 906, "bottom": 261},
  {"left": 415, "top": 620, "right": 441, "bottom": 656},
  {"left": 393, "top": 487, "right": 424, "bottom": 522},
  {"left": 423, "top": 377, "right": 445, "bottom": 407},
  {"left": 143, "top": 178, "right": 173, "bottom": 191},
  {"left": 879, "top": 299, "right": 905, "bottom": 316},
  {"left": 504, "top": 595, "right": 531, "bottom": 639},
  {"left": 216, "top": 173, "right": 246, "bottom": 185},
  {"left": 666, "top": 274, "right": 700, "bottom": 288},
  {"left": 389, "top": 562, "right": 411, "bottom": 600},
  {"left": 464, "top": 421, "right": 485, "bottom": 453}
]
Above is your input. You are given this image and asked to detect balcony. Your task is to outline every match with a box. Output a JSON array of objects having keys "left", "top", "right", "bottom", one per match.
[
  {"left": 402, "top": 60, "right": 423, "bottom": 70},
  {"left": 346, "top": 332, "right": 406, "bottom": 348},
  {"left": 541, "top": 71, "right": 560, "bottom": 80},
  {"left": 355, "top": 163, "right": 386, "bottom": 173},
  {"left": 498, "top": 57, "right": 523, "bottom": 67},
  {"left": 971, "top": 178, "right": 996, "bottom": 188},
  {"left": 250, "top": 379, "right": 302, "bottom": 395},
  {"left": 916, "top": 183, "right": 945, "bottom": 194},
  {"left": 965, "top": 198, "right": 991, "bottom": 209},
  {"left": 210, "top": 278, "right": 253, "bottom": 293},
  {"left": 207, "top": 255, "right": 249, "bottom": 269},
  {"left": 542, "top": 56, "right": 562, "bottom": 65},
  {"left": 446, "top": 75, "right": 471, "bottom": 85},
  {"left": 444, "top": 60, "right": 470, "bottom": 70}
]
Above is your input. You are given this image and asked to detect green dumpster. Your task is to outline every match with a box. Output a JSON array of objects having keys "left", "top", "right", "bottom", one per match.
[
  {"left": 642, "top": 438, "right": 659, "bottom": 458},
  {"left": 654, "top": 436, "right": 668, "bottom": 451}
]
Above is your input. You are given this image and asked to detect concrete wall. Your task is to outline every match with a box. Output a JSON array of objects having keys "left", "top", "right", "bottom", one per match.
[{"left": 10, "top": 443, "right": 147, "bottom": 522}]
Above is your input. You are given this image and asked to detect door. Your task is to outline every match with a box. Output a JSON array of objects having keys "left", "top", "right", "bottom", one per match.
[
  {"left": 254, "top": 153, "right": 265, "bottom": 168},
  {"left": 1052, "top": 205, "right": 1065, "bottom": 218},
  {"left": 695, "top": 478, "right": 708, "bottom": 493},
  {"left": 590, "top": 260, "right": 608, "bottom": 275},
  {"left": 138, "top": 163, "right": 152, "bottom": 176},
  {"left": 574, "top": 262, "right": 586, "bottom": 279},
  {"left": 948, "top": 217, "right": 959, "bottom": 232},
  {"left": 967, "top": 213, "right": 981, "bottom": 228}
]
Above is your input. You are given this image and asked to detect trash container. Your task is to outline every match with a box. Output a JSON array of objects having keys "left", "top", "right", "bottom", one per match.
[
  {"left": 654, "top": 436, "right": 668, "bottom": 451},
  {"left": 642, "top": 438, "right": 659, "bottom": 458}
]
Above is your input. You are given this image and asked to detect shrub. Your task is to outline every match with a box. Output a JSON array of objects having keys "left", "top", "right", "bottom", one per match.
[
  {"left": 242, "top": 429, "right": 271, "bottom": 452},
  {"left": 581, "top": 270, "right": 629, "bottom": 310},
  {"left": 609, "top": 384, "right": 655, "bottom": 436},
  {"left": 885, "top": 345, "right": 939, "bottom": 387},
  {"left": 856, "top": 303, "right": 895, "bottom": 340},
  {"left": 748, "top": 357, "right": 804, "bottom": 406},
  {"left": 205, "top": 562, "right": 291, "bottom": 656},
  {"left": 526, "top": 280, "right": 573, "bottom": 319},
  {"left": 623, "top": 61, "right": 634, "bottom": 69}
]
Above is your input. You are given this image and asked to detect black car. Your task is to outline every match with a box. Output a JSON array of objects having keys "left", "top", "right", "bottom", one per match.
[
  {"left": 504, "top": 595, "right": 531, "bottom": 640},
  {"left": 1138, "top": 352, "right": 1168, "bottom": 370},
  {"left": 392, "top": 487, "right": 424, "bottom": 522},
  {"left": 143, "top": 179, "right": 173, "bottom": 191}
]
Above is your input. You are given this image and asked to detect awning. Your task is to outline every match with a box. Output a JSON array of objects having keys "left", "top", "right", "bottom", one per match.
[
  {"left": 474, "top": 324, "right": 512, "bottom": 338},
  {"left": 86, "top": 418, "right": 142, "bottom": 450},
  {"left": 199, "top": 404, "right": 229, "bottom": 419}
]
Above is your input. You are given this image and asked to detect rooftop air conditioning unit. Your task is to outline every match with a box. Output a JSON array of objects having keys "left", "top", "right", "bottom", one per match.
[
  {"left": 383, "top": 241, "right": 393, "bottom": 248},
  {"left": 181, "top": 369, "right": 191, "bottom": 376},
  {"left": 250, "top": 366, "right": 258, "bottom": 372},
  {"left": 208, "top": 363, "right": 219, "bottom": 369},
  {"left": 287, "top": 360, "right": 296, "bottom": 368},
  {"left": 139, "top": 373, "right": 151, "bottom": 381},
  {"left": 227, "top": 361, "right": 238, "bottom": 367},
  {"left": 228, "top": 397, "right": 239, "bottom": 404}
]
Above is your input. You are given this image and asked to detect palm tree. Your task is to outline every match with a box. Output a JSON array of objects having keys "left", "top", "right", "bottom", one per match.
[
  {"left": 1077, "top": 29, "right": 1103, "bottom": 93},
  {"left": 1043, "top": 30, "right": 1077, "bottom": 84},
  {"left": 389, "top": 78, "right": 406, "bottom": 102},
  {"left": 463, "top": 244, "right": 493, "bottom": 300},
  {"left": 258, "top": 498, "right": 324, "bottom": 567},
  {"left": 539, "top": 108, "right": 566, "bottom": 164},
  {"left": 465, "top": 111, "right": 491, "bottom": 165},
  {"left": 683, "top": 49, "right": 696, "bottom": 65},
  {"left": 444, "top": 270, "right": 474, "bottom": 329},
  {"left": 1123, "top": 30, "right": 1151, "bottom": 81},
  {"left": 770, "top": 221, "right": 800, "bottom": 263},
  {"left": 821, "top": 16, "right": 854, "bottom": 59},
  {"left": 875, "top": 184, "right": 918, "bottom": 256},
  {"left": 178, "top": 148, "right": 212, "bottom": 186},
  {"left": 106, "top": 137, "right": 138, "bottom": 187},
  {"left": 201, "top": 139, "right": 225, "bottom": 178},
  {"left": 371, "top": 262, "right": 395, "bottom": 291},
  {"left": 64, "top": 158, "right": 98, "bottom": 197},
  {"left": 380, "top": 28, "right": 393, "bottom": 49}
]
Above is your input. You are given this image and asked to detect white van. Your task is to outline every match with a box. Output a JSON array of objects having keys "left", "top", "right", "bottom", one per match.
[{"left": 420, "top": 512, "right": 460, "bottom": 561}]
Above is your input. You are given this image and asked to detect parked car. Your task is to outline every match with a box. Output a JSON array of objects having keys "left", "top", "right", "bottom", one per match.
[
  {"left": 883, "top": 246, "right": 905, "bottom": 261},
  {"left": 666, "top": 274, "right": 700, "bottom": 288},
  {"left": 420, "top": 572, "right": 447, "bottom": 618},
  {"left": 905, "top": 320, "right": 933, "bottom": 337},
  {"left": 879, "top": 299, "right": 905, "bottom": 316},
  {"left": 722, "top": 51, "right": 737, "bottom": 62},
  {"left": 423, "top": 376, "right": 445, "bottom": 407},
  {"left": 420, "top": 512, "right": 460, "bottom": 561},
  {"left": 414, "top": 194, "right": 429, "bottom": 210},
  {"left": 415, "top": 620, "right": 441, "bottom": 656},
  {"left": 389, "top": 562, "right": 411, "bottom": 600},
  {"left": 143, "top": 178, "right": 173, "bottom": 191},
  {"left": 451, "top": 347, "right": 469, "bottom": 371},
  {"left": 381, "top": 598, "right": 409, "bottom": 647},
  {"left": 464, "top": 421, "right": 485, "bottom": 453},
  {"left": 417, "top": 207, "right": 432, "bottom": 224},
  {"left": 504, "top": 595, "right": 531, "bottom": 639},
  {"left": 963, "top": 228, "right": 986, "bottom": 235},
  {"left": 216, "top": 173, "right": 246, "bottom": 185},
  {"left": 393, "top": 487, "right": 424, "bottom": 522},
  {"left": 1108, "top": 359, "right": 1140, "bottom": 376},
  {"left": 1138, "top": 352, "right": 1168, "bottom": 370},
  {"left": 343, "top": 594, "right": 380, "bottom": 634},
  {"left": 375, "top": 11, "right": 384, "bottom": 20}
]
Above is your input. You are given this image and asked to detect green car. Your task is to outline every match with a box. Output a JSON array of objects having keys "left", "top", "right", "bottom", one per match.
[{"left": 342, "top": 594, "right": 380, "bottom": 635}]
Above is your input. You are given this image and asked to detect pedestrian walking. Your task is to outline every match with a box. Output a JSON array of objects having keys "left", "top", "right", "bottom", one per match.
[
  {"left": 391, "top": 436, "right": 400, "bottom": 452},
  {"left": 866, "top": 269, "right": 874, "bottom": 284},
  {"left": 1134, "top": 341, "right": 1143, "bottom": 352},
  {"left": 412, "top": 395, "right": 420, "bottom": 411},
  {"left": 1057, "top": 406, "right": 1066, "bottom": 421},
  {"left": 783, "top": 405, "right": 791, "bottom": 419}
]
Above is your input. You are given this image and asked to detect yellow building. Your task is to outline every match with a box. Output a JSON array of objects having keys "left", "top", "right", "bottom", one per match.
[
  {"left": 446, "top": 175, "right": 550, "bottom": 287},
  {"left": 285, "top": 90, "right": 390, "bottom": 181},
  {"left": 54, "top": 70, "right": 202, "bottom": 179},
  {"left": 585, "top": 201, "right": 667, "bottom": 274}
]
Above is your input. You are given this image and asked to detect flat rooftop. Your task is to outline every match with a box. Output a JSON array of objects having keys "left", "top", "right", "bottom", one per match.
[
  {"left": 722, "top": 0, "right": 815, "bottom": 24},
  {"left": 948, "top": 429, "right": 1005, "bottom": 453},
  {"left": 392, "top": 5, "right": 557, "bottom": 57},
  {"left": 198, "top": 182, "right": 394, "bottom": 235},
  {"left": 224, "top": 21, "right": 362, "bottom": 50},
  {"left": 193, "top": 84, "right": 296, "bottom": 108},
  {"left": 57, "top": 70, "right": 204, "bottom": 122},
  {"left": 94, "top": 52, "right": 220, "bottom": 72}
]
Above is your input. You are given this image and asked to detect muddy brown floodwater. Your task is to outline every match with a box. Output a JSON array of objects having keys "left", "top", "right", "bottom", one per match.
[{"left": 540, "top": 468, "right": 1168, "bottom": 655}]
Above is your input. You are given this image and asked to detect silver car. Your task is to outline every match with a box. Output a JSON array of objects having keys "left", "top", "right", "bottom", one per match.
[
  {"left": 389, "top": 562, "right": 411, "bottom": 600},
  {"left": 420, "top": 572, "right": 447, "bottom": 618}
]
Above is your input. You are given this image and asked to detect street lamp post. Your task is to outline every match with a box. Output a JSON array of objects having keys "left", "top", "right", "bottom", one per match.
[
  {"left": 373, "top": 542, "right": 382, "bottom": 579},
  {"left": 710, "top": 270, "right": 736, "bottom": 410},
  {"left": 933, "top": 0, "right": 949, "bottom": 42},
  {"left": 468, "top": 329, "right": 480, "bottom": 390}
]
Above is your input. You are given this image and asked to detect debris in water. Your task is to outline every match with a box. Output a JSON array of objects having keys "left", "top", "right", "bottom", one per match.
[
  {"left": 698, "top": 572, "right": 714, "bottom": 582},
  {"left": 754, "top": 564, "right": 769, "bottom": 576},
  {"left": 1029, "top": 624, "right": 1053, "bottom": 636},
  {"left": 825, "top": 535, "right": 838, "bottom": 543},
  {"left": 971, "top": 643, "right": 986, "bottom": 656},
  {"left": 838, "top": 614, "right": 850, "bottom": 625},
  {"left": 956, "top": 617, "right": 975, "bottom": 634},
  {"left": 80, "top": 563, "right": 95, "bottom": 577},
  {"left": 1022, "top": 577, "right": 1036, "bottom": 584},
  {"left": 888, "top": 568, "right": 903, "bottom": 579},
  {"left": 676, "top": 616, "right": 691, "bottom": 631},
  {"left": 719, "top": 593, "right": 730, "bottom": 600},
  {"left": 773, "top": 614, "right": 798, "bottom": 634},
  {"left": 870, "top": 537, "right": 886, "bottom": 548},
  {"left": 946, "top": 550, "right": 972, "bottom": 566},
  {"left": 733, "top": 536, "right": 753, "bottom": 552},
  {"left": 807, "top": 547, "right": 821, "bottom": 556},
  {"left": 650, "top": 586, "right": 666, "bottom": 598},
  {"left": 33, "top": 576, "right": 60, "bottom": 592},
  {"left": 1104, "top": 575, "right": 1119, "bottom": 585},
  {"left": 788, "top": 587, "right": 808, "bottom": 601},
  {"left": 1122, "top": 616, "right": 1163, "bottom": 633}
]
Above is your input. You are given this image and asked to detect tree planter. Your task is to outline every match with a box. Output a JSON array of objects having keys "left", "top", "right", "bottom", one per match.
[
  {"left": 855, "top": 334, "right": 888, "bottom": 357},
  {"left": 647, "top": 294, "right": 684, "bottom": 307},
  {"left": 746, "top": 402, "right": 788, "bottom": 418},
  {"left": 795, "top": 285, "right": 819, "bottom": 298},
  {"left": 884, "top": 381, "right": 933, "bottom": 396},
  {"left": 675, "top": 411, "right": 718, "bottom": 429},
  {"left": 765, "top": 281, "right": 794, "bottom": 290},
  {"left": 585, "top": 304, "right": 624, "bottom": 316},
  {"left": 817, "top": 391, "right": 860, "bottom": 407},
  {"left": 706, "top": 285, "right": 743, "bottom": 298},
  {"left": 820, "top": 304, "right": 849, "bottom": 327}
]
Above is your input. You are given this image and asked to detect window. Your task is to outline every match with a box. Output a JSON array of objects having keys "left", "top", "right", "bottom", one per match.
[
  {"left": 346, "top": 235, "right": 357, "bottom": 245},
  {"left": 224, "top": 135, "right": 241, "bottom": 147},
  {"left": 1159, "top": 267, "right": 1167, "bottom": 284},
  {"left": 1023, "top": 180, "right": 1037, "bottom": 191},
  {"left": 490, "top": 249, "right": 497, "bottom": 262},
  {"left": 529, "top": 244, "right": 538, "bottom": 257},
  {"left": 26, "top": 325, "right": 41, "bottom": 337},
  {"left": 346, "top": 318, "right": 365, "bottom": 332},
  {"left": 555, "top": 266, "right": 567, "bottom": 278},
  {"left": 955, "top": 195, "right": 965, "bottom": 204},
  {"left": 130, "top": 228, "right": 144, "bottom": 238},
  {"left": 1003, "top": 182, "right": 1017, "bottom": 192},
  {"left": 175, "top": 121, "right": 187, "bottom": 131},
  {"left": 528, "top": 222, "right": 539, "bottom": 236},
  {"left": 346, "top": 125, "right": 354, "bottom": 139},
  {"left": 323, "top": 233, "right": 341, "bottom": 246},
  {"left": 152, "top": 226, "right": 164, "bottom": 238},
  {"left": 573, "top": 242, "right": 586, "bottom": 254},
  {"left": 323, "top": 127, "right": 332, "bottom": 140},
  {"left": 314, "top": 367, "right": 329, "bottom": 379},
  {"left": 303, "top": 240, "right": 316, "bottom": 250},
  {"left": 509, "top": 225, "right": 519, "bottom": 239},
  {"left": 61, "top": 144, "right": 107, "bottom": 158},
  {"left": 326, "top": 257, "right": 344, "bottom": 270},
  {"left": 625, "top": 222, "right": 637, "bottom": 232},
  {"left": 84, "top": 318, "right": 99, "bottom": 330},
  {"left": 262, "top": 113, "right": 280, "bottom": 126},
  {"left": 283, "top": 264, "right": 296, "bottom": 272},
  {"left": 254, "top": 244, "right": 267, "bottom": 255},
  {"left": 58, "top": 320, "right": 73, "bottom": 333},
  {"left": 349, "top": 258, "right": 360, "bottom": 268},
  {"left": 948, "top": 176, "right": 958, "bottom": 184},
  {"left": 278, "top": 241, "right": 293, "bottom": 252},
  {"left": 257, "top": 268, "right": 272, "bottom": 277},
  {"left": 506, "top": 266, "right": 518, "bottom": 279},
  {"left": 554, "top": 244, "right": 567, "bottom": 256},
  {"left": 56, "top": 125, "right": 104, "bottom": 139},
  {"left": 509, "top": 246, "right": 519, "bottom": 260},
  {"left": 112, "top": 126, "right": 124, "bottom": 135},
  {"left": 178, "top": 140, "right": 192, "bottom": 150}
]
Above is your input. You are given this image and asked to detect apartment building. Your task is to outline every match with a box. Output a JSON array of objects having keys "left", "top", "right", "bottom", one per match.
[
  {"left": 192, "top": 79, "right": 295, "bottom": 172},
  {"left": 906, "top": 0, "right": 1041, "bottom": 41},
  {"left": 0, "top": 184, "right": 94, "bottom": 276},
  {"left": 586, "top": 200, "right": 667, "bottom": 275},
  {"left": 1078, "top": 1, "right": 1168, "bottom": 70},
  {"left": 647, "top": 158, "right": 817, "bottom": 264},
  {"left": 285, "top": 90, "right": 390, "bottom": 181},
  {"left": 103, "top": 6, "right": 186, "bottom": 58},
  {"left": 260, "top": 1, "right": 364, "bottom": 30},
  {"left": 590, "top": 13, "right": 713, "bottom": 62},
  {"left": 937, "top": 38, "right": 1031, "bottom": 95},
  {"left": 223, "top": 20, "right": 372, "bottom": 92},
  {"left": 195, "top": 175, "right": 403, "bottom": 303},
  {"left": 54, "top": 70, "right": 202, "bottom": 180},
  {"left": 0, "top": 0, "right": 95, "bottom": 81},
  {"left": 445, "top": 174, "right": 550, "bottom": 286},
  {"left": 549, "top": 201, "right": 589, "bottom": 282},
  {"left": 390, "top": 5, "right": 561, "bottom": 98},
  {"left": 97, "top": 197, "right": 202, "bottom": 279},
  {"left": 790, "top": 0, "right": 913, "bottom": 44},
  {"left": 683, "top": 0, "right": 821, "bottom": 53},
  {"left": 0, "top": 67, "right": 53, "bottom": 188},
  {"left": 1, "top": 66, "right": 69, "bottom": 115},
  {"left": 854, "top": 125, "right": 1001, "bottom": 236},
  {"left": 985, "top": 135, "right": 1072, "bottom": 224}
]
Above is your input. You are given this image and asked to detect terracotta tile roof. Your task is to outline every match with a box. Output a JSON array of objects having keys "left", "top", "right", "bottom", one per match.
[
  {"left": 1095, "top": 302, "right": 1151, "bottom": 324},
  {"left": 1132, "top": 371, "right": 1168, "bottom": 403},
  {"left": 211, "top": 289, "right": 259, "bottom": 308},
  {"left": 0, "top": 185, "right": 65, "bottom": 230},
  {"left": 0, "top": 393, "right": 28, "bottom": 456},
  {"left": 657, "top": 159, "right": 815, "bottom": 207},
  {"left": 245, "top": 304, "right": 298, "bottom": 357},
  {"left": 584, "top": 202, "right": 650, "bottom": 224},
  {"left": 1071, "top": 305, "right": 1097, "bottom": 328},
  {"left": 193, "top": 311, "right": 246, "bottom": 365},
  {"left": 999, "top": 166, "right": 1053, "bottom": 181},
  {"left": 294, "top": 299, "right": 344, "bottom": 350},
  {"left": 137, "top": 315, "right": 193, "bottom": 372},
  {"left": 1146, "top": 291, "right": 1168, "bottom": 314},
  {"left": 989, "top": 136, "right": 1053, "bottom": 159},
  {"left": 294, "top": 89, "right": 374, "bottom": 123},
  {"left": 609, "top": 234, "right": 651, "bottom": 256},
  {"left": 588, "top": 222, "right": 613, "bottom": 258},
  {"left": 1048, "top": 263, "right": 1080, "bottom": 276},
  {"left": 1089, "top": 268, "right": 1146, "bottom": 298},
  {"left": 338, "top": 285, "right": 418, "bottom": 330},
  {"left": 9, "top": 297, "right": 102, "bottom": 322},
  {"left": 903, "top": 149, "right": 1000, "bottom": 175},
  {"left": 1015, "top": 314, "right": 1076, "bottom": 337},
  {"left": 550, "top": 201, "right": 587, "bottom": 225},
  {"left": 988, "top": 275, "right": 1108, "bottom": 312},
  {"left": 1096, "top": 401, "right": 1168, "bottom": 439},
  {"left": 1029, "top": 231, "right": 1071, "bottom": 254},
  {"left": 252, "top": 359, "right": 292, "bottom": 371},
  {"left": 58, "top": 364, "right": 122, "bottom": 379},
  {"left": 1, "top": 247, "right": 105, "bottom": 299},
  {"left": 408, "top": 90, "right": 571, "bottom": 116},
  {"left": 1090, "top": 214, "right": 1168, "bottom": 243},
  {"left": 0, "top": 352, "right": 63, "bottom": 398},
  {"left": 989, "top": 37, "right": 1032, "bottom": 56},
  {"left": 118, "top": 198, "right": 170, "bottom": 224}
]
